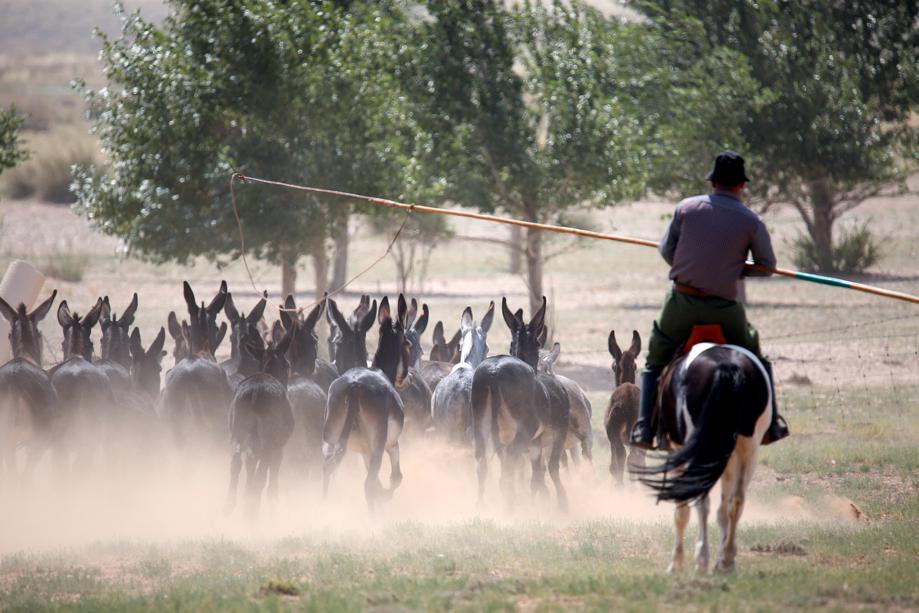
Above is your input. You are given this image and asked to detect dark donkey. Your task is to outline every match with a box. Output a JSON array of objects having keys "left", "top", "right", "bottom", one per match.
[
  {"left": 399, "top": 298, "right": 433, "bottom": 436},
  {"left": 225, "top": 322, "right": 295, "bottom": 518},
  {"left": 323, "top": 295, "right": 407, "bottom": 512},
  {"left": 419, "top": 320, "right": 461, "bottom": 391},
  {"left": 471, "top": 297, "right": 570, "bottom": 510},
  {"left": 604, "top": 330, "right": 644, "bottom": 485},
  {"left": 96, "top": 293, "right": 139, "bottom": 396},
  {"left": 278, "top": 295, "right": 327, "bottom": 481},
  {"left": 537, "top": 341, "right": 594, "bottom": 466},
  {"left": 161, "top": 281, "right": 231, "bottom": 449},
  {"left": 50, "top": 297, "right": 114, "bottom": 470},
  {"left": 221, "top": 292, "right": 267, "bottom": 387},
  {"left": 0, "top": 291, "right": 58, "bottom": 479}
]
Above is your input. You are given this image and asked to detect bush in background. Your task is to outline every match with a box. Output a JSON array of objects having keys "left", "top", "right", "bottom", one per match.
[
  {"left": 791, "top": 221, "right": 881, "bottom": 274},
  {"left": 40, "top": 252, "right": 88, "bottom": 282},
  {"left": 0, "top": 126, "right": 101, "bottom": 203}
]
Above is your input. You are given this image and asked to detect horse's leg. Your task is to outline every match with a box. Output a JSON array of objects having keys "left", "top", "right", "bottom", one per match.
[
  {"left": 694, "top": 494, "right": 711, "bottom": 574},
  {"left": 383, "top": 442, "right": 403, "bottom": 499},
  {"left": 668, "top": 502, "right": 691, "bottom": 574},
  {"left": 223, "top": 449, "right": 242, "bottom": 515},
  {"left": 716, "top": 441, "right": 756, "bottom": 573}
]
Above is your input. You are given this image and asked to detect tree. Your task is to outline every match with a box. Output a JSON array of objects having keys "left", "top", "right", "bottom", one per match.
[
  {"left": 75, "top": 1, "right": 419, "bottom": 297},
  {"left": 0, "top": 106, "right": 28, "bottom": 177},
  {"left": 633, "top": 0, "right": 919, "bottom": 272},
  {"left": 410, "top": 0, "right": 651, "bottom": 316}
]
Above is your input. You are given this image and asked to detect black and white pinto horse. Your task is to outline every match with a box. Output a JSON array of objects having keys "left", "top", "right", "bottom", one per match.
[{"left": 633, "top": 342, "right": 771, "bottom": 574}]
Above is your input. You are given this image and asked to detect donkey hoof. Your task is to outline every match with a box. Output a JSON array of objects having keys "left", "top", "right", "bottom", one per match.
[{"left": 714, "top": 559, "right": 735, "bottom": 574}]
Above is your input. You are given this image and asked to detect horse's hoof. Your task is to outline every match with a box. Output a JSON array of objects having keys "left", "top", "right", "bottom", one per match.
[
  {"left": 667, "top": 562, "right": 682, "bottom": 575},
  {"left": 714, "top": 560, "right": 735, "bottom": 574}
]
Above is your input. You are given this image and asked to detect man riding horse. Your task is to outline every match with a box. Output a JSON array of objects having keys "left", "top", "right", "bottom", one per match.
[{"left": 630, "top": 151, "right": 790, "bottom": 450}]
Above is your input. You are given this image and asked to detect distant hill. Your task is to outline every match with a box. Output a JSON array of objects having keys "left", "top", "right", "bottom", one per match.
[{"left": 0, "top": 0, "right": 168, "bottom": 56}]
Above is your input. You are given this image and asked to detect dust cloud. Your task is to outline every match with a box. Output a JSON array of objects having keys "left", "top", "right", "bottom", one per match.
[{"left": 0, "top": 434, "right": 857, "bottom": 555}]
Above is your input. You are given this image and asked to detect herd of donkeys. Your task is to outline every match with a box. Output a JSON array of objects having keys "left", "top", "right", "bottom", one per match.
[{"left": 0, "top": 281, "right": 646, "bottom": 516}]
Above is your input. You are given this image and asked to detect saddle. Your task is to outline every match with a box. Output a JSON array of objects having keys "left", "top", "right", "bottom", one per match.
[{"left": 653, "top": 324, "right": 727, "bottom": 450}]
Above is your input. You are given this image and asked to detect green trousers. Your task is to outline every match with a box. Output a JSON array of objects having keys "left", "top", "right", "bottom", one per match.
[{"left": 645, "top": 289, "right": 763, "bottom": 369}]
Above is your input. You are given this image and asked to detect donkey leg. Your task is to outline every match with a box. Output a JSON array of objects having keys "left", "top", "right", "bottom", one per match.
[
  {"left": 610, "top": 434, "right": 626, "bottom": 486},
  {"left": 668, "top": 502, "right": 691, "bottom": 574},
  {"left": 364, "top": 447, "right": 385, "bottom": 513},
  {"left": 547, "top": 436, "right": 568, "bottom": 512},
  {"left": 694, "top": 494, "right": 711, "bottom": 574},
  {"left": 528, "top": 445, "right": 549, "bottom": 499},
  {"left": 246, "top": 456, "right": 270, "bottom": 521},
  {"left": 267, "top": 450, "right": 283, "bottom": 504},
  {"left": 384, "top": 442, "right": 403, "bottom": 498},
  {"left": 223, "top": 449, "right": 242, "bottom": 516}
]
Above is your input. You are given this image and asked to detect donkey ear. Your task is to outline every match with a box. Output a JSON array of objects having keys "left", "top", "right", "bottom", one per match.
[
  {"left": 481, "top": 301, "right": 495, "bottom": 333},
  {"left": 447, "top": 328, "right": 462, "bottom": 351},
  {"left": 223, "top": 292, "right": 239, "bottom": 323},
  {"left": 529, "top": 296, "right": 547, "bottom": 332},
  {"left": 271, "top": 320, "right": 284, "bottom": 345},
  {"left": 378, "top": 296, "right": 392, "bottom": 325},
  {"left": 149, "top": 327, "right": 166, "bottom": 358},
  {"left": 629, "top": 330, "right": 642, "bottom": 358},
  {"left": 167, "top": 312, "right": 182, "bottom": 339},
  {"left": 547, "top": 342, "right": 561, "bottom": 364},
  {"left": 99, "top": 296, "right": 112, "bottom": 328},
  {"left": 284, "top": 294, "right": 296, "bottom": 311},
  {"left": 206, "top": 282, "right": 228, "bottom": 315},
  {"left": 147, "top": 326, "right": 166, "bottom": 361},
  {"left": 83, "top": 297, "right": 105, "bottom": 329},
  {"left": 247, "top": 297, "right": 267, "bottom": 325},
  {"left": 57, "top": 300, "right": 74, "bottom": 328},
  {"left": 608, "top": 330, "right": 622, "bottom": 362},
  {"left": 501, "top": 297, "right": 518, "bottom": 332},
  {"left": 397, "top": 294, "right": 408, "bottom": 326},
  {"left": 302, "top": 299, "right": 323, "bottom": 333},
  {"left": 0, "top": 296, "right": 17, "bottom": 324},
  {"left": 361, "top": 299, "right": 378, "bottom": 333},
  {"left": 405, "top": 298, "right": 418, "bottom": 329},
  {"left": 327, "top": 298, "right": 350, "bottom": 332},
  {"left": 413, "top": 304, "right": 429, "bottom": 335},
  {"left": 29, "top": 290, "right": 57, "bottom": 323},
  {"left": 122, "top": 293, "right": 139, "bottom": 327},
  {"left": 276, "top": 323, "right": 296, "bottom": 355},
  {"left": 460, "top": 307, "right": 474, "bottom": 333},
  {"left": 213, "top": 321, "right": 228, "bottom": 351},
  {"left": 537, "top": 325, "right": 548, "bottom": 348},
  {"left": 432, "top": 321, "right": 445, "bottom": 346},
  {"left": 129, "top": 327, "right": 143, "bottom": 359},
  {"left": 183, "top": 281, "right": 198, "bottom": 316}
]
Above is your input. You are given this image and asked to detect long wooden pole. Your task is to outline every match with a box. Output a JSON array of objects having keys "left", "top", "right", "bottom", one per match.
[{"left": 232, "top": 173, "right": 919, "bottom": 306}]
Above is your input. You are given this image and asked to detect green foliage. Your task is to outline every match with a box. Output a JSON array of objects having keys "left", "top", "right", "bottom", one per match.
[
  {"left": 0, "top": 106, "right": 29, "bottom": 176},
  {"left": 75, "top": 1, "right": 421, "bottom": 268},
  {"left": 632, "top": 0, "right": 918, "bottom": 270},
  {"left": 791, "top": 221, "right": 880, "bottom": 274},
  {"left": 0, "top": 127, "right": 99, "bottom": 203}
]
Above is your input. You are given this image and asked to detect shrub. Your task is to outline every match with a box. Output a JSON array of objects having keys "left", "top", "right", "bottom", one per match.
[
  {"left": 0, "top": 127, "right": 102, "bottom": 203},
  {"left": 791, "top": 221, "right": 881, "bottom": 274},
  {"left": 40, "top": 252, "right": 88, "bottom": 282}
]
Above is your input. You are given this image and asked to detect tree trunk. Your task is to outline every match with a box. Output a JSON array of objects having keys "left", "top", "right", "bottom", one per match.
[
  {"left": 524, "top": 224, "right": 544, "bottom": 318},
  {"left": 311, "top": 244, "right": 329, "bottom": 301},
  {"left": 809, "top": 179, "right": 836, "bottom": 272},
  {"left": 509, "top": 225, "right": 523, "bottom": 274},
  {"left": 330, "top": 214, "right": 349, "bottom": 290},
  {"left": 280, "top": 244, "right": 298, "bottom": 299}
]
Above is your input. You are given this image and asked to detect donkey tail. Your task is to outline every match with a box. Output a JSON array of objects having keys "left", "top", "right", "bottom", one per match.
[{"left": 638, "top": 362, "right": 744, "bottom": 503}]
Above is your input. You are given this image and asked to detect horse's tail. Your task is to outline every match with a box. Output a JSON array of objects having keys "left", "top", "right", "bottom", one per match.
[{"left": 640, "top": 362, "right": 744, "bottom": 503}]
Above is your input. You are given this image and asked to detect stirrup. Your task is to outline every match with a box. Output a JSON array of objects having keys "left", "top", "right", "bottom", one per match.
[{"left": 762, "top": 415, "right": 790, "bottom": 445}]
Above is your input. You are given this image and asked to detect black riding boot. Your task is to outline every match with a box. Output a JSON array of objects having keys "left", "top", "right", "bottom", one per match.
[
  {"left": 629, "top": 368, "right": 661, "bottom": 450},
  {"left": 760, "top": 360, "right": 790, "bottom": 445}
]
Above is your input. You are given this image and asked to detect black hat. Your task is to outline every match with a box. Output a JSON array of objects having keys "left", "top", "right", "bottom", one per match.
[{"left": 705, "top": 151, "right": 750, "bottom": 185}]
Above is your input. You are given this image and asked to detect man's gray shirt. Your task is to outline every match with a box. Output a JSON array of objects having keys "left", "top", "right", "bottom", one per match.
[{"left": 659, "top": 189, "right": 776, "bottom": 301}]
